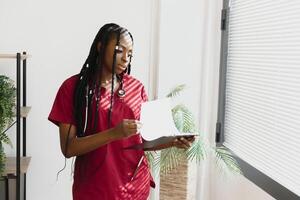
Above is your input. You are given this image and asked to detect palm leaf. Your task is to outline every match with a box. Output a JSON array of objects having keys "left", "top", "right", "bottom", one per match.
[
  {"left": 172, "top": 104, "right": 196, "bottom": 133},
  {"left": 152, "top": 151, "right": 161, "bottom": 173},
  {"left": 166, "top": 84, "right": 186, "bottom": 98},
  {"left": 213, "top": 146, "right": 243, "bottom": 176},
  {"left": 153, "top": 103, "right": 198, "bottom": 174},
  {"left": 186, "top": 136, "right": 206, "bottom": 163},
  {"left": 145, "top": 151, "right": 157, "bottom": 173}
]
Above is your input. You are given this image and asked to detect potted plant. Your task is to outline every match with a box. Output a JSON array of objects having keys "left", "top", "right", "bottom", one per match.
[
  {"left": 0, "top": 75, "right": 15, "bottom": 176},
  {"left": 146, "top": 85, "right": 242, "bottom": 199}
]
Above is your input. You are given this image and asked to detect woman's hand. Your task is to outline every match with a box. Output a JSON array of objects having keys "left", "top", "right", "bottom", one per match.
[
  {"left": 172, "top": 136, "right": 196, "bottom": 149},
  {"left": 114, "top": 119, "right": 142, "bottom": 139}
]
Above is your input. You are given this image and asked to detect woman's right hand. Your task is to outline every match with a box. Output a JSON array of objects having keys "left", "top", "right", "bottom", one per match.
[{"left": 114, "top": 119, "right": 142, "bottom": 139}]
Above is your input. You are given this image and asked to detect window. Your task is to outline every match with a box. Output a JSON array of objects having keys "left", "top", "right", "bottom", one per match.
[{"left": 217, "top": 0, "right": 300, "bottom": 199}]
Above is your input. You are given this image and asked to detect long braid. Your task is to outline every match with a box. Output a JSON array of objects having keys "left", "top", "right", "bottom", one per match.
[
  {"left": 93, "top": 28, "right": 112, "bottom": 132},
  {"left": 107, "top": 28, "right": 122, "bottom": 127},
  {"left": 74, "top": 62, "right": 89, "bottom": 136},
  {"left": 74, "top": 44, "right": 98, "bottom": 136},
  {"left": 123, "top": 31, "right": 133, "bottom": 75}
]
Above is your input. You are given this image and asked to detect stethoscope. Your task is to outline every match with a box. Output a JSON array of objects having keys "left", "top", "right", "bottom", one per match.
[
  {"left": 83, "top": 77, "right": 125, "bottom": 132},
  {"left": 117, "top": 77, "right": 126, "bottom": 98}
]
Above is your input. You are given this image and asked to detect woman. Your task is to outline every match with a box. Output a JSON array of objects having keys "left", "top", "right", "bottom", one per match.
[{"left": 48, "top": 23, "right": 194, "bottom": 200}]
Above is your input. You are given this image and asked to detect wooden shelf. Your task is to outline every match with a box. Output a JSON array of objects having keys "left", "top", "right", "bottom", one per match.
[
  {"left": 0, "top": 54, "right": 30, "bottom": 60},
  {"left": 20, "top": 106, "right": 31, "bottom": 118},
  {"left": 13, "top": 106, "right": 32, "bottom": 118},
  {"left": 2, "top": 157, "right": 31, "bottom": 176}
]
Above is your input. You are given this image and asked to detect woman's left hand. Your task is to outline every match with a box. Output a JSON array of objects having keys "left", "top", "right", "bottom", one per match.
[{"left": 172, "top": 136, "right": 196, "bottom": 149}]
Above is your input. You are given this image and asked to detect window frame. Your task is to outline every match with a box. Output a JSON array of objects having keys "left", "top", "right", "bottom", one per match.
[{"left": 216, "top": 0, "right": 300, "bottom": 199}]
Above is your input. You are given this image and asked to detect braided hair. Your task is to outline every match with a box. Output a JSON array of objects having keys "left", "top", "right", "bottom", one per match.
[{"left": 74, "top": 23, "right": 134, "bottom": 137}]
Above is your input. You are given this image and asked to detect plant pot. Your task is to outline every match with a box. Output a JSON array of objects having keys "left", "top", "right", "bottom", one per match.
[{"left": 160, "top": 156, "right": 188, "bottom": 200}]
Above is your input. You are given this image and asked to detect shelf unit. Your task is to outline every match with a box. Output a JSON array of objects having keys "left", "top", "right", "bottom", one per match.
[{"left": 0, "top": 52, "right": 31, "bottom": 200}]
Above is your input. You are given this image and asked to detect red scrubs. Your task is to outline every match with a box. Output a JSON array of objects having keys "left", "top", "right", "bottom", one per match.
[{"left": 48, "top": 74, "right": 155, "bottom": 200}]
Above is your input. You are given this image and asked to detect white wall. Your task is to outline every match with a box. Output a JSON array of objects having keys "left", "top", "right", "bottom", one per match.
[
  {"left": 157, "top": 1, "right": 204, "bottom": 200},
  {"left": 0, "top": 0, "right": 152, "bottom": 199}
]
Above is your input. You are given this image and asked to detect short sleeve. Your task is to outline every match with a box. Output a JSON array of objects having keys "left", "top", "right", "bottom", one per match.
[
  {"left": 141, "top": 86, "right": 148, "bottom": 102},
  {"left": 48, "top": 78, "right": 77, "bottom": 126}
]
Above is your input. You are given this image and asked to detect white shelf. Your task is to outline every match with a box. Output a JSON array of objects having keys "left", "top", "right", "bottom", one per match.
[
  {"left": 0, "top": 54, "right": 30, "bottom": 60},
  {"left": 21, "top": 106, "right": 31, "bottom": 118},
  {"left": 13, "top": 106, "right": 32, "bottom": 118},
  {"left": 3, "top": 157, "right": 31, "bottom": 176}
]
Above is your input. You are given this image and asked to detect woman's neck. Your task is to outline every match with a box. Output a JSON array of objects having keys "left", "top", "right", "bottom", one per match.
[
  {"left": 99, "top": 72, "right": 117, "bottom": 88},
  {"left": 101, "top": 71, "right": 114, "bottom": 83}
]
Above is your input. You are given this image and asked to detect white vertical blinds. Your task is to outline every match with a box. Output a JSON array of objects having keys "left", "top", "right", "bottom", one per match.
[{"left": 223, "top": 0, "right": 300, "bottom": 196}]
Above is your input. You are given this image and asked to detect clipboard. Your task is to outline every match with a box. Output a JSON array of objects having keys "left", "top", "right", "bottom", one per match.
[{"left": 125, "top": 135, "right": 197, "bottom": 151}]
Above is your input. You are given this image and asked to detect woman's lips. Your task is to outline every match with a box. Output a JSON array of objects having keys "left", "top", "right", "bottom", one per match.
[{"left": 118, "top": 64, "right": 127, "bottom": 71}]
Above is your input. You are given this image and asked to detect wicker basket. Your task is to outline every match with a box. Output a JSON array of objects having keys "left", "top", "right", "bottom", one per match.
[{"left": 159, "top": 156, "right": 188, "bottom": 200}]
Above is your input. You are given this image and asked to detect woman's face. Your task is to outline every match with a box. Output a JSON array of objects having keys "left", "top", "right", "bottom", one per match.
[{"left": 101, "top": 33, "right": 133, "bottom": 76}]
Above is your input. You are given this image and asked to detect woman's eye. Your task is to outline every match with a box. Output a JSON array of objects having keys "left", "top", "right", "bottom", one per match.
[
  {"left": 115, "top": 46, "right": 133, "bottom": 58},
  {"left": 115, "top": 46, "right": 123, "bottom": 53}
]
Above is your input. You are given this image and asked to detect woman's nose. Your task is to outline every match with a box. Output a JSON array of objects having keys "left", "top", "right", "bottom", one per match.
[{"left": 121, "top": 53, "right": 130, "bottom": 62}]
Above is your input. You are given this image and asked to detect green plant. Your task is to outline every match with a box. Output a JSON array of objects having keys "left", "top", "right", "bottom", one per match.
[
  {"left": 146, "top": 84, "right": 242, "bottom": 176},
  {"left": 0, "top": 75, "right": 15, "bottom": 176}
]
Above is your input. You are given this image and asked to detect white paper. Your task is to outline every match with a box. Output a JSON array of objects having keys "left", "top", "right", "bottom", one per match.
[{"left": 140, "top": 98, "right": 181, "bottom": 140}]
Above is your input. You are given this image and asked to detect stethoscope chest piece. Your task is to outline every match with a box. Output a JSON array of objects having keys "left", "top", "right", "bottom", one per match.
[{"left": 117, "top": 89, "right": 126, "bottom": 98}]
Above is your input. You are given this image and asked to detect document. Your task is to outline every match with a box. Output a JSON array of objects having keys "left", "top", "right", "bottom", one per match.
[
  {"left": 124, "top": 98, "right": 196, "bottom": 150},
  {"left": 140, "top": 98, "right": 181, "bottom": 141},
  {"left": 123, "top": 98, "right": 195, "bottom": 151}
]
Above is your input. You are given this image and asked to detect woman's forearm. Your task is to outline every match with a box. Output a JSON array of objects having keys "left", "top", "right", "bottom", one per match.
[
  {"left": 63, "top": 128, "right": 118, "bottom": 158},
  {"left": 142, "top": 136, "right": 195, "bottom": 151},
  {"left": 60, "top": 119, "right": 139, "bottom": 158},
  {"left": 143, "top": 143, "right": 173, "bottom": 151},
  {"left": 142, "top": 137, "right": 174, "bottom": 151}
]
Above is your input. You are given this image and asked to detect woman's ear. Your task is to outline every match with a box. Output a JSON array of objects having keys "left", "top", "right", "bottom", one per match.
[{"left": 97, "top": 42, "right": 101, "bottom": 52}]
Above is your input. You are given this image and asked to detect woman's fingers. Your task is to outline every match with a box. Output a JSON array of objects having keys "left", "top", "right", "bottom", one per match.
[
  {"left": 179, "top": 137, "right": 191, "bottom": 148},
  {"left": 122, "top": 119, "right": 142, "bottom": 136},
  {"left": 173, "top": 136, "right": 195, "bottom": 149},
  {"left": 125, "top": 121, "right": 139, "bottom": 129}
]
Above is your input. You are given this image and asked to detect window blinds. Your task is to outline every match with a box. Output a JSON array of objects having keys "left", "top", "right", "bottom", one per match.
[{"left": 223, "top": 0, "right": 300, "bottom": 196}]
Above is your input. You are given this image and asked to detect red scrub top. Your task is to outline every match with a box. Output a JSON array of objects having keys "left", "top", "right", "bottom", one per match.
[{"left": 48, "top": 74, "right": 155, "bottom": 200}]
